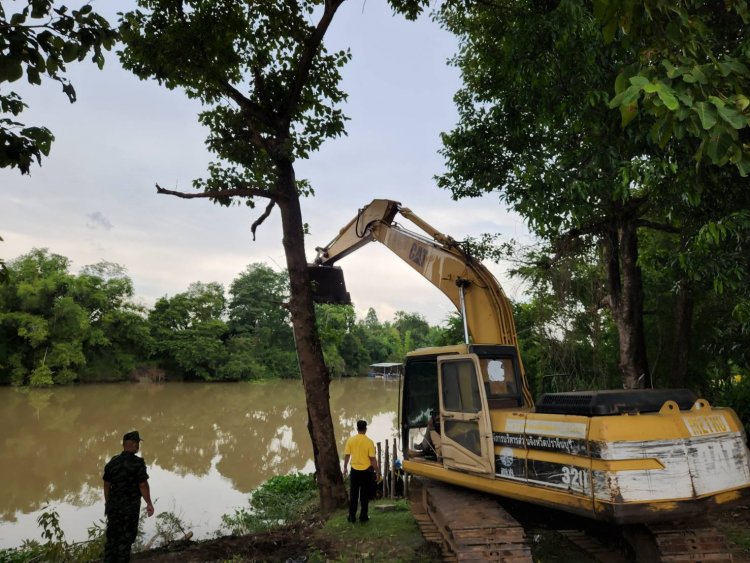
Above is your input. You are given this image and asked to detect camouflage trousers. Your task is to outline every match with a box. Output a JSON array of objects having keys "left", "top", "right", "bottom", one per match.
[{"left": 104, "top": 505, "right": 139, "bottom": 563}]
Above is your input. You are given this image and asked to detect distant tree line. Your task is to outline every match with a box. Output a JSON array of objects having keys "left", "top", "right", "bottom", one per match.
[{"left": 0, "top": 248, "right": 464, "bottom": 386}]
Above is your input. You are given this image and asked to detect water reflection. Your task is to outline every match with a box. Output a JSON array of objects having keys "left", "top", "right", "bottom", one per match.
[{"left": 0, "top": 378, "right": 400, "bottom": 548}]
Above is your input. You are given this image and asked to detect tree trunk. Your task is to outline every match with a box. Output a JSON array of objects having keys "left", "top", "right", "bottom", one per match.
[
  {"left": 604, "top": 221, "right": 650, "bottom": 389},
  {"left": 275, "top": 164, "right": 347, "bottom": 513},
  {"left": 669, "top": 278, "right": 693, "bottom": 388}
]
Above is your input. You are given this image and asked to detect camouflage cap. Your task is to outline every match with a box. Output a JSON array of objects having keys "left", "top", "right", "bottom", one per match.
[{"left": 123, "top": 430, "right": 142, "bottom": 442}]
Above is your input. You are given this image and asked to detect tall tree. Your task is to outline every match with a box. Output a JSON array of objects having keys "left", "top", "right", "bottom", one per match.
[
  {"left": 0, "top": 250, "right": 149, "bottom": 385},
  {"left": 437, "top": 1, "right": 749, "bottom": 389},
  {"left": 118, "top": 0, "right": 428, "bottom": 512},
  {"left": 226, "top": 263, "right": 297, "bottom": 379},
  {"left": 0, "top": 0, "right": 116, "bottom": 174},
  {"left": 148, "top": 282, "right": 229, "bottom": 381}
]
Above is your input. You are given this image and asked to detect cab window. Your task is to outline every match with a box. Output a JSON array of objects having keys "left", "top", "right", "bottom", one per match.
[
  {"left": 481, "top": 358, "right": 518, "bottom": 399},
  {"left": 441, "top": 359, "right": 481, "bottom": 413}
]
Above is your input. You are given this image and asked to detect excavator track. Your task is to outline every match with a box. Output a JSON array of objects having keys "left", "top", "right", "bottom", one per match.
[
  {"left": 622, "top": 518, "right": 734, "bottom": 562},
  {"left": 409, "top": 477, "right": 532, "bottom": 562},
  {"left": 410, "top": 477, "right": 736, "bottom": 562}
]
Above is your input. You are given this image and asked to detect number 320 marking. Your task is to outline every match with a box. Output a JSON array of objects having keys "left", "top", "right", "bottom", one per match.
[{"left": 561, "top": 466, "right": 589, "bottom": 490}]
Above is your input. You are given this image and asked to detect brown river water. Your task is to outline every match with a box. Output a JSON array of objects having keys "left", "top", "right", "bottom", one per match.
[{"left": 0, "top": 378, "right": 401, "bottom": 549}]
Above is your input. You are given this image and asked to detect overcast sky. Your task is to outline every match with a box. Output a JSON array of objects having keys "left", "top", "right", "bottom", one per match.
[{"left": 1, "top": 1, "right": 532, "bottom": 326}]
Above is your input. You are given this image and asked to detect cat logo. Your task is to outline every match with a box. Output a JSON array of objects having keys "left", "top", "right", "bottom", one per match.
[{"left": 408, "top": 243, "right": 427, "bottom": 267}]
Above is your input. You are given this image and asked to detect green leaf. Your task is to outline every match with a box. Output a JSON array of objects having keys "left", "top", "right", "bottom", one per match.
[
  {"left": 708, "top": 95, "right": 726, "bottom": 108},
  {"left": 690, "top": 66, "right": 708, "bottom": 84},
  {"left": 736, "top": 155, "right": 750, "bottom": 177},
  {"left": 602, "top": 19, "right": 617, "bottom": 43},
  {"left": 662, "top": 59, "right": 679, "bottom": 78},
  {"left": 62, "top": 43, "right": 78, "bottom": 63},
  {"left": 705, "top": 130, "right": 734, "bottom": 165},
  {"left": 655, "top": 84, "right": 679, "bottom": 110},
  {"left": 675, "top": 90, "right": 693, "bottom": 108},
  {"left": 614, "top": 72, "right": 628, "bottom": 95},
  {"left": 0, "top": 58, "right": 24, "bottom": 83},
  {"left": 723, "top": 59, "right": 749, "bottom": 75},
  {"left": 620, "top": 102, "right": 638, "bottom": 127},
  {"left": 734, "top": 95, "right": 750, "bottom": 111},
  {"left": 717, "top": 105, "right": 748, "bottom": 129},
  {"left": 693, "top": 102, "right": 718, "bottom": 130},
  {"left": 629, "top": 75, "right": 650, "bottom": 88}
]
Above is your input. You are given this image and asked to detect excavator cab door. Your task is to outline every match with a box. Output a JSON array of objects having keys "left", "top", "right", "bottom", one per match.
[{"left": 437, "top": 354, "right": 495, "bottom": 476}]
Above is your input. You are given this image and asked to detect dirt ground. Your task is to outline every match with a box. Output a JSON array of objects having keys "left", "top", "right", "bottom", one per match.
[
  {"left": 132, "top": 519, "right": 333, "bottom": 562},
  {"left": 131, "top": 503, "right": 750, "bottom": 563}
]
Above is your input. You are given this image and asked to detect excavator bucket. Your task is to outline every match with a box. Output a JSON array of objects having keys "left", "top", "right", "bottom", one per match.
[{"left": 308, "top": 265, "right": 351, "bottom": 305}]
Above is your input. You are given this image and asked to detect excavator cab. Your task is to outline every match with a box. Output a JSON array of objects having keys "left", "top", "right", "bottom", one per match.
[{"left": 402, "top": 345, "right": 524, "bottom": 475}]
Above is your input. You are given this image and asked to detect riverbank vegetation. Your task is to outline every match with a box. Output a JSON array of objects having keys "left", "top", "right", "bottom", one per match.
[
  {"left": 0, "top": 473, "right": 439, "bottom": 562},
  {"left": 2, "top": 473, "right": 749, "bottom": 562},
  {"left": 2, "top": 245, "right": 748, "bottom": 435},
  {"left": 0, "top": 249, "right": 461, "bottom": 386}
]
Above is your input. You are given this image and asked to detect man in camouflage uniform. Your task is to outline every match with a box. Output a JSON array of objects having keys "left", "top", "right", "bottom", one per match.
[{"left": 103, "top": 430, "right": 154, "bottom": 562}]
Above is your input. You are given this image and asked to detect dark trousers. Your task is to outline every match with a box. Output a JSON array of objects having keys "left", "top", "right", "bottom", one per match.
[
  {"left": 104, "top": 506, "right": 139, "bottom": 562},
  {"left": 349, "top": 468, "right": 373, "bottom": 521}
]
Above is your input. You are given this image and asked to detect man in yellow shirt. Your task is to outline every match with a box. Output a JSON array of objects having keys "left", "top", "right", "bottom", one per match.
[{"left": 342, "top": 420, "right": 381, "bottom": 523}]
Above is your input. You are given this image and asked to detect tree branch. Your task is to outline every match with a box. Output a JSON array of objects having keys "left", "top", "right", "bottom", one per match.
[
  {"left": 635, "top": 219, "right": 680, "bottom": 234},
  {"left": 156, "top": 183, "right": 272, "bottom": 200},
  {"left": 284, "top": 0, "right": 345, "bottom": 122},
  {"left": 251, "top": 200, "right": 276, "bottom": 240}
]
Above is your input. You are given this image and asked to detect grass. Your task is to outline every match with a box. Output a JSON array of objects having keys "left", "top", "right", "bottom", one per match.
[
  {"left": 314, "top": 499, "right": 442, "bottom": 562},
  {"left": 723, "top": 519, "right": 750, "bottom": 557}
]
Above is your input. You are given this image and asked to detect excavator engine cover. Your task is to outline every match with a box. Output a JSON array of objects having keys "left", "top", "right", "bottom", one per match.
[
  {"left": 308, "top": 265, "right": 351, "bottom": 305},
  {"left": 535, "top": 388, "right": 697, "bottom": 416}
]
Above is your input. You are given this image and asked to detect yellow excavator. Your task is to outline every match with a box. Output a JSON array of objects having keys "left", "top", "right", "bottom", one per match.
[{"left": 311, "top": 199, "right": 750, "bottom": 527}]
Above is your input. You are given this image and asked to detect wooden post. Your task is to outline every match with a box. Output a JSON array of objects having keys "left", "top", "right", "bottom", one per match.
[
  {"left": 377, "top": 441, "right": 382, "bottom": 475},
  {"left": 384, "top": 439, "right": 390, "bottom": 498},
  {"left": 391, "top": 439, "right": 397, "bottom": 499}
]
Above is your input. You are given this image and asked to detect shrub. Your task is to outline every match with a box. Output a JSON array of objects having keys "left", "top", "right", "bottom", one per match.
[{"left": 221, "top": 473, "right": 318, "bottom": 535}]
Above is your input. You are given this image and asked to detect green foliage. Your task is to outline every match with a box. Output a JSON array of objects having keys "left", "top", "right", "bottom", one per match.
[
  {"left": 438, "top": 0, "right": 750, "bottom": 389},
  {"left": 0, "top": 0, "right": 116, "bottom": 174},
  {"left": 594, "top": 1, "right": 750, "bottom": 175},
  {"left": 29, "top": 364, "right": 53, "bottom": 387},
  {"left": 119, "top": 0, "right": 352, "bottom": 201},
  {"left": 221, "top": 473, "right": 318, "bottom": 534},
  {"left": 153, "top": 510, "right": 191, "bottom": 545},
  {"left": 223, "top": 264, "right": 298, "bottom": 379},
  {"left": 0, "top": 250, "right": 152, "bottom": 385},
  {"left": 0, "top": 249, "right": 472, "bottom": 385},
  {"left": 148, "top": 282, "right": 230, "bottom": 381},
  {"left": 707, "top": 373, "right": 750, "bottom": 437},
  {"left": 0, "top": 507, "right": 105, "bottom": 562},
  {"left": 509, "top": 247, "right": 621, "bottom": 394}
]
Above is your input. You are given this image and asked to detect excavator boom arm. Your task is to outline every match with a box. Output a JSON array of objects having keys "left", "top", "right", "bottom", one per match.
[
  {"left": 314, "top": 199, "right": 532, "bottom": 406},
  {"left": 315, "top": 199, "right": 517, "bottom": 346}
]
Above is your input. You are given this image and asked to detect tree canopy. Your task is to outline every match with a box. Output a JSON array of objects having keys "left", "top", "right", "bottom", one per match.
[
  {"left": 437, "top": 0, "right": 750, "bottom": 388},
  {"left": 118, "top": 0, "right": 431, "bottom": 512},
  {"left": 0, "top": 0, "right": 115, "bottom": 174}
]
